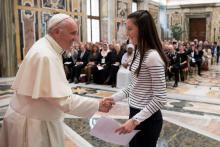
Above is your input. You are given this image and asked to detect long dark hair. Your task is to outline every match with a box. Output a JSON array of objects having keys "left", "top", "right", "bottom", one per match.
[{"left": 128, "top": 10, "right": 168, "bottom": 76}]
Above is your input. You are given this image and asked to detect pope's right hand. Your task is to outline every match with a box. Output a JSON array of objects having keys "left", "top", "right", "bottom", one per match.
[{"left": 98, "top": 97, "right": 115, "bottom": 113}]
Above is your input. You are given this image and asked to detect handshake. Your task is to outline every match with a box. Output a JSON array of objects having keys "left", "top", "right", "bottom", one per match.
[{"left": 98, "top": 97, "right": 115, "bottom": 113}]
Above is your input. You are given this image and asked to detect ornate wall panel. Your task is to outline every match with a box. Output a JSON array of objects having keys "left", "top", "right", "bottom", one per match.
[
  {"left": 171, "top": 12, "right": 182, "bottom": 26},
  {"left": 212, "top": 7, "right": 220, "bottom": 41},
  {"left": 115, "top": 0, "right": 131, "bottom": 43},
  {"left": 167, "top": 5, "right": 220, "bottom": 41},
  {"left": 149, "top": 3, "right": 160, "bottom": 38},
  {"left": 0, "top": 0, "right": 17, "bottom": 77},
  {"left": 15, "top": 0, "right": 83, "bottom": 63},
  {"left": 149, "top": 4, "right": 159, "bottom": 25}
]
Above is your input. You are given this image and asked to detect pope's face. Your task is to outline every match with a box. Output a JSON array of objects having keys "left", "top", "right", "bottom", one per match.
[
  {"left": 59, "top": 19, "right": 78, "bottom": 50},
  {"left": 126, "top": 19, "right": 138, "bottom": 45}
]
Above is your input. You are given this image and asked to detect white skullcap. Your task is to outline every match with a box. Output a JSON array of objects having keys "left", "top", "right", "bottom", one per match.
[
  {"left": 127, "top": 44, "right": 134, "bottom": 49},
  {"left": 47, "top": 13, "right": 71, "bottom": 31}
]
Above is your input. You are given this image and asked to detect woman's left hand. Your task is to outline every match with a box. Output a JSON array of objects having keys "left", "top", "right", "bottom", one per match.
[{"left": 115, "top": 119, "right": 138, "bottom": 135}]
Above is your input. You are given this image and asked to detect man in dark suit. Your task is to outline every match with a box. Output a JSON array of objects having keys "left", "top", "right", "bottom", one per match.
[
  {"left": 217, "top": 46, "right": 220, "bottom": 64},
  {"left": 212, "top": 42, "right": 220, "bottom": 64},
  {"left": 72, "top": 43, "right": 90, "bottom": 83}
]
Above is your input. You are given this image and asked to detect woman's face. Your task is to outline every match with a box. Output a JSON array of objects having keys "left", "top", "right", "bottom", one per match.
[
  {"left": 126, "top": 19, "right": 138, "bottom": 45},
  {"left": 92, "top": 46, "right": 98, "bottom": 52}
]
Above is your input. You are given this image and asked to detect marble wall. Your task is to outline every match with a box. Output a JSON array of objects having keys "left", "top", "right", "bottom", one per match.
[
  {"left": 211, "top": 7, "right": 220, "bottom": 41},
  {"left": 114, "top": 0, "right": 132, "bottom": 44},
  {"left": 167, "top": 5, "right": 220, "bottom": 41},
  {"left": 149, "top": 2, "right": 161, "bottom": 38},
  {"left": 0, "top": 0, "right": 17, "bottom": 77}
]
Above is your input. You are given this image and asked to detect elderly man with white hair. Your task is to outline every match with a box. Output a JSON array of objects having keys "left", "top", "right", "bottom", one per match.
[{"left": 0, "top": 14, "right": 114, "bottom": 147}]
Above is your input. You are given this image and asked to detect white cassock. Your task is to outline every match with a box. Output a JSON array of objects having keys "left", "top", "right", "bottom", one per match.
[{"left": 0, "top": 35, "right": 99, "bottom": 147}]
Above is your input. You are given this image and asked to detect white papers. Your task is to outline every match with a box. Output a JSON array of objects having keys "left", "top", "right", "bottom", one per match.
[
  {"left": 97, "top": 65, "right": 104, "bottom": 70},
  {"left": 64, "top": 62, "right": 72, "bottom": 65},
  {"left": 90, "top": 117, "right": 139, "bottom": 145},
  {"left": 113, "top": 62, "right": 120, "bottom": 66}
]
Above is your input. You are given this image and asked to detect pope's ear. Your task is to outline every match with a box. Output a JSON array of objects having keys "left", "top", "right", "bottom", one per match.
[{"left": 51, "top": 27, "right": 62, "bottom": 35}]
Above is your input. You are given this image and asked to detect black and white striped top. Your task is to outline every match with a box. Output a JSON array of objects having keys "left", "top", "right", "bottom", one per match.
[{"left": 112, "top": 49, "right": 167, "bottom": 123}]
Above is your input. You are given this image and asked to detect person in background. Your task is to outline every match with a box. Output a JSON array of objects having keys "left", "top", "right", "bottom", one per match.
[
  {"left": 116, "top": 43, "right": 134, "bottom": 89},
  {"left": 217, "top": 40, "right": 220, "bottom": 64},
  {"left": 121, "top": 44, "right": 134, "bottom": 69},
  {"left": 72, "top": 43, "right": 90, "bottom": 84},
  {"left": 202, "top": 41, "right": 212, "bottom": 70},
  {"left": 104, "top": 43, "right": 124, "bottom": 87},
  {"left": 212, "top": 41, "right": 220, "bottom": 64},
  {"left": 195, "top": 45, "right": 204, "bottom": 76},
  {"left": 84, "top": 44, "right": 100, "bottom": 84},
  {"left": 62, "top": 49, "right": 74, "bottom": 81},
  {"left": 178, "top": 43, "right": 190, "bottom": 81},
  {"left": 167, "top": 44, "right": 180, "bottom": 87},
  {"left": 0, "top": 14, "right": 114, "bottom": 147},
  {"left": 107, "top": 10, "right": 168, "bottom": 147},
  {"left": 93, "top": 43, "right": 111, "bottom": 84},
  {"left": 63, "top": 44, "right": 78, "bottom": 83}
]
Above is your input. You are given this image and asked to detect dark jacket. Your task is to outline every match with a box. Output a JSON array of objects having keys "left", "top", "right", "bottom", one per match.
[{"left": 76, "top": 50, "right": 90, "bottom": 67}]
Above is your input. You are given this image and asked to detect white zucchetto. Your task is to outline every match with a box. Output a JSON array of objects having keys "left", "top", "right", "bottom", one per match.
[{"left": 47, "top": 13, "right": 71, "bottom": 31}]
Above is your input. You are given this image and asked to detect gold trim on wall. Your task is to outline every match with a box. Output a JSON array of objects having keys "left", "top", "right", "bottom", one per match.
[
  {"left": 16, "top": 5, "right": 84, "bottom": 16},
  {"left": 14, "top": 1, "right": 84, "bottom": 64},
  {"left": 14, "top": 2, "right": 21, "bottom": 63}
]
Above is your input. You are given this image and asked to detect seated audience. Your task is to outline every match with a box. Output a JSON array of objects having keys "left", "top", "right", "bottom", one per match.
[
  {"left": 211, "top": 41, "right": 220, "bottom": 64},
  {"left": 202, "top": 41, "right": 212, "bottom": 70},
  {"left": 167, "top": 44, "right": 180, "bottom": 87},
  {"left": 104, "top": 43, "right": 124, "bottom": 87},
  {"left": 84, "top": 44, "right": 100, "bottom": 84},
  {"left": 72, "top": 43, "right": 89, "bottom": 83},
  {"left": 63, "top": 46, "right": 78, "bottom": 82},
  {"left": 93, "top": 43, "right": 111, "bottom": 84}
]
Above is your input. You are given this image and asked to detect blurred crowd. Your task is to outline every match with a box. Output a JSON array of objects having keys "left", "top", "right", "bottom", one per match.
[
  {"left": 62, "top": 39, "right": 220, "bottom": 88},
  {"left": 164, "top": 39, "right": 219, "bottom": 87}
]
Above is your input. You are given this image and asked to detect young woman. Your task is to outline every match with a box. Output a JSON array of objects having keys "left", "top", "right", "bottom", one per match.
[{"left": 110, "top": 10, "right": 168, "bottom": 147}]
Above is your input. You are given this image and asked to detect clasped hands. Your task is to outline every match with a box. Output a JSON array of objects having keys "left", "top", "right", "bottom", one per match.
[
  {"left": 98, "top": 97, "right": 115, "bottom": 113},
  {"left": 98, "top": 97, "right": 139, "bottom": 135}
]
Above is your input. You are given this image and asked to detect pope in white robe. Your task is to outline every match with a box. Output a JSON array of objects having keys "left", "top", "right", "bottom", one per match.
[{"left": 0, "top": 14, "right": 114, "bottom": 147}]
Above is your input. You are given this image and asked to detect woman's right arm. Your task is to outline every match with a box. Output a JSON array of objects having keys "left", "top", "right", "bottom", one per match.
[{"left": 111, "top": 85, "right": 130, "bottom": 102}]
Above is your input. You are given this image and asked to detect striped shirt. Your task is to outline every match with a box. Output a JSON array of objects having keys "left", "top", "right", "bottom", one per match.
[{"left": 112, "top": 49, "right": 167, "bottom": 123}]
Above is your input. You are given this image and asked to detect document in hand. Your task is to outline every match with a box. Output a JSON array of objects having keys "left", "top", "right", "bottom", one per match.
[
  {"left": 97, "top": 65, "right": 104, "bottom": 70},
  {"left": 90, "top": 117, "right": 139, "bottom": 145}
]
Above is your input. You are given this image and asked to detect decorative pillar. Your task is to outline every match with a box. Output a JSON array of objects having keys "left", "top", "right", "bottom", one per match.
[
  {"left": 108, "top": 0, "right": 116, "bottom": 43},
  {"left": 0, "top": 0, "right": 17, "bottom": 77},
  {"left": 100, "top": 0, "right": 110, "bottom": 42},
  {"left": 81, "top": 0, "right": 87, "bottom": 42}
]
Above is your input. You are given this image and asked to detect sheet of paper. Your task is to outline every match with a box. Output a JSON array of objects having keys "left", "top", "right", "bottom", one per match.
[
  {"left": 113, "top": 62, "right": 120, "bottom": 66},
  {"left": 90, "top": 117, "right": 139, "bottom": 146},
  {"left": 97, "top": 65, "right": 104, "bottom": 70},
  {"left": 64, "top": 62, "right": 72, "bottom": 65}
]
